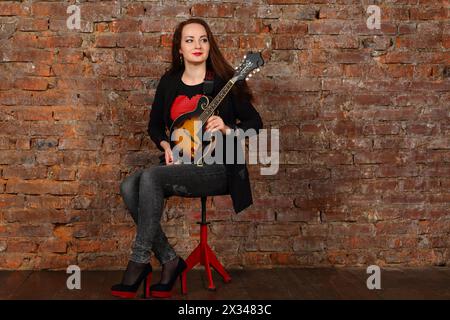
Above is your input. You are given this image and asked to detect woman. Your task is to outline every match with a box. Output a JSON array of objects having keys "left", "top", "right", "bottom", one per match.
[{"left": 111, "top": 18, "right": 263, "bottom": 299}]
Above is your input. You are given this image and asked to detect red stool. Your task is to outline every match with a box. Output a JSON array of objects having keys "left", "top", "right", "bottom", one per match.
[{"left": 181, "top": 196, "right": 232, "bottom": 294}]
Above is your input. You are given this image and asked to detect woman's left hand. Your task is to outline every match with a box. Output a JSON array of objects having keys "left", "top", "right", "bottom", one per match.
[{"left": 205, "top": 115, "right": 230, "bottom": 134}]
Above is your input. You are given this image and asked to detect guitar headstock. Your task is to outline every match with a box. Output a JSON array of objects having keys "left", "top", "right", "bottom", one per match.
[{"left": 232, "top": 51, "right": 264, "bottom": 82}]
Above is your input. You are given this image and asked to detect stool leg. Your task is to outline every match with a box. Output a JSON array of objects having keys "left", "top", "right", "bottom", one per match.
[
  {"left": 201, "top": 229, "right": 216, "bottom": 291},
  {"left": 181, "top": 244, "right": 201, "bottom": 295},
  {"left": 181, "top": 270, "right": 187, "bottom": 295},
  {"left": 207, "top": 245, "right": 232, "bottom": 283}
]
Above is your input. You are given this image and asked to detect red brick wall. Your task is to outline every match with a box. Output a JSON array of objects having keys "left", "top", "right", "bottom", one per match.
[{"left": 0, "top": 1, "right": 449, "bottom": 270}]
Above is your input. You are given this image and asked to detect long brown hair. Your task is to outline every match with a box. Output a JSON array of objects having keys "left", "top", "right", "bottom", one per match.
[{"left": 167, "top": 18, "right": 254, "bottom": 103}]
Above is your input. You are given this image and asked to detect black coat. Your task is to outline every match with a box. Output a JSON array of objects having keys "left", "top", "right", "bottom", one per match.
[{"left": 148, "top": 70, "right": 263, "bottom": 214}]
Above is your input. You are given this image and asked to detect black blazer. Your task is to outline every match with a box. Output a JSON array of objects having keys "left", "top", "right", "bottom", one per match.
[{"left": 148, "top": 70, "right": 263, "bottom": 213}]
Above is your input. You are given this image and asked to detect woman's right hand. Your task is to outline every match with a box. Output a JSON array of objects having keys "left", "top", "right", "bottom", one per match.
[
  {"left": 160, "top": 141, "right": 174, "bottom": 165},
  {"left": 165, "top": 148, "right": 174, "bottom": 165}
]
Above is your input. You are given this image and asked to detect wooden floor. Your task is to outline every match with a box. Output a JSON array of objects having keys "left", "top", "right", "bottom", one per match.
[{"left": 1, "top": 267, "right": 449, "bottom": 300}]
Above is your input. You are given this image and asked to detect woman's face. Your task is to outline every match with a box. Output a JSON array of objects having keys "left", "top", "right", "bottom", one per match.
[{"left": 179, "top": 23, "right": 210, "bottom": 65}]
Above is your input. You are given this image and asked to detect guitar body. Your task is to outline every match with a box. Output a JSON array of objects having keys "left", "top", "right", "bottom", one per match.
[{"left": 168, "top": 96, "right": 216, "bottom": 165}]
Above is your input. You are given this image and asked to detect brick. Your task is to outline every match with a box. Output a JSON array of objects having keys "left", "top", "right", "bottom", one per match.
[
  {"left": 1, "top": 224, "right": 54, "bottom": 237},
  {"left": 6, "top": 179, "right": 79, "bottom": 195},
  {"left": 293, "top": 236, "right": 326, "bottom": 252},
  {"left": 354, "top": 150, "right": 405, "bottom": 165},
  {"left": 25, "top": 195, "right": 72, "bottom": 210},
  {"left": 398, "top": 23, "right": 417, "bottom": 34},
  {"left": 0, "top": 194, "right": 25, "bottom": 209},
  {"left": 277, "top": 208, "right": 319, "bottom": 222},
  {"left": 294, "top": 195, "right": 343, "bottom": 209},
  {"left": 0, "top": 150, "right": 35, "bottom": 165},
  {"left": 410, "top": 7, "right": 447, "bottom": 20},
  {"left": 256, "top": 5, "right": 281, "bottom": 19},
  {"left": 73, "top": 240, "right": 118, "bottom": 253},
  {"left": 94, "top": 34, "right": 117, "bottom": 48},
  {"left": 396, "top": 34, "right": 442, "bottom": 49},
  {"left": 39, "top": 240, "right": 67, "bottom": 253},
  {"left": 14, "top": 77, "right": 49, "bottom": 91},
  {"left": 12, "top": 34, "right": 83, "bottom": 48},
  {"left": 7, "top": 240, "right": 38, "bottom": 253},
  {"left": 271, "top": 21, "right": 308, "bottom": 34},
  {"left": 79, "top": 2, "right": 121, "bottom": 22},
  {"left": 257, "top": 224, "right": 300, "bottom": 236},
  {"left": 354, "top": 94, "right": 391, "bottom": 106},
  {"left": 56, "top": 49, "right": 84, "bottom": 63},
  {"left": 414, "top": 64, "right": 443, "bottom": 80},
  {"left": 376, "top": 165, "right": 419, "bottom": 178},
  {"left": 117, "top": 34, "right": 160, "bottom": 48},
  {"left": 207, "top": 19, "right": 260, "bottom": 34},
  {"left": 36, "top": 254, "right": 77, "bottom": 270},
  {"left": 272, "top": 35, "right": 308, "bottom": 49},
  {"left": 209, "top": 222, "right": 253, "bottom": 237},
  {"left": 77, "top": 166, "right": 120, "bottom": 181},
  {"left": 110, "top": 19, "right": 140, "bottom": 33},
  {"left": 140, "top": 18, "right": 178, "bottom": 33},
  {"left": 31, "top": 2, "right": 67, "bottom": 17},
  {"left": 362, "top": 122, "right": 401, "bottom": 135},
  {"left": 191, "top": 4, "right": 234, "bottom": 17},
  {"left": 314, "top": 35, "right": 359, "bottom": 49},
  {"left": 35, "top": 151, "right": 64, "bottom": 166},
  {"left": 258, "top": 236, "right": 292, "bottom": 252},
  {"left": 332, "top": 50, "right": 370, "bottom": 64},
  {"left": 239, "top": 35, "right": 270, "bottom": 49},
  {"left": 309, "top": 20, "right": 350, "bottom": 35},
  {"left": 375, "top": 220, "right": 418, "bottom": 235},
  {"left": 318, "top": 6, "right": 361, "bottom": 20},
  {"left": 0, "top": 2, "right": 29, "bottom": 16},
  {"left": 2, "top": 165, "right": 47, "bottom": 180},
  {"left": 18, "top": 18, "right": 49, "bottom": 31},
  {"left": 242, "top": 252, "right": 271, "bottom": 266}
]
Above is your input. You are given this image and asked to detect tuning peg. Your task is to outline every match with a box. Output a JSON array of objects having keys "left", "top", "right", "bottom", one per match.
[
  {"left": 245, "top": 77, "right": 249, "bottom": 81},
  {"left": 257, "top": 68, "right": 260, "bottom": 72},
  {"left": 248, "top": 74, "right": 252, "bottom": 77},
  {"left": 235, "top": 66, "right": 238, "bottom": 69},
  {"left": 244, "top": 55, "right": 247, "bottom": 59}
]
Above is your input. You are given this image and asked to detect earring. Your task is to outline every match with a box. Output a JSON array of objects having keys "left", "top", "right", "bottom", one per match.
[{"left": 180, "top": 55, "right": 183, "bottom": 64}]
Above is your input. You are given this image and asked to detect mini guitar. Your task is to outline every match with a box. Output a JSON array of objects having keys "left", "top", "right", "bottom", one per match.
[{"left": 168, "top": 51, "right": 264, "bottom": 165}]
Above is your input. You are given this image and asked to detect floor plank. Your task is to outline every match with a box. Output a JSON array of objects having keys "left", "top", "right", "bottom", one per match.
[
  {"left": 1, "top": 267, "right": 449, "bottom": 300},
  {"left": 0, "top": 271, "right": 32, "bottom": 299}
]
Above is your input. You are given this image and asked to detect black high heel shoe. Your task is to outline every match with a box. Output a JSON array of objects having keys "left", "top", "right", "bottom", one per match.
[
  {"left": 111, "top": 263, "right": 152, "bottom": 299},
  {"left": 150, "top": 257, "right": 187, "bottom": 298}
]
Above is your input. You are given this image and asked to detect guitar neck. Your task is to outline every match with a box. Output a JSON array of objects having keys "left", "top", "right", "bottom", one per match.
[{"left": 199, "top": 79, "right": 236, "bottom": 123}]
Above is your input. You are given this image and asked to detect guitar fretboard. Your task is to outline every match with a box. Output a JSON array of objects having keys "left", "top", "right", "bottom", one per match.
[{"left": 199, "top": 79, "right": 235, "bottom": 124}]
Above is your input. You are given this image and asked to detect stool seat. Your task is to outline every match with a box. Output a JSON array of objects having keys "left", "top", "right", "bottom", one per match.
[{"left": 181, "top": 196, "right": 232, "bottom": 294}]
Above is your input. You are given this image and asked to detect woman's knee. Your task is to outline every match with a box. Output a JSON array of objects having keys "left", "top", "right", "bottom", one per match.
[
  {"left": 119, "top": 171, "right": 141, "bottom": 197},
  {"left": 140, "top": 166, "right": 162, "bottom": 186}
]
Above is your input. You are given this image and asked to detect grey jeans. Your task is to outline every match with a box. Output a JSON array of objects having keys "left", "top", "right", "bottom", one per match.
[{"left": 119, "top": 163, "right": 228, "bottom": 264}]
